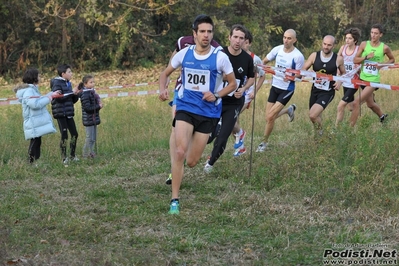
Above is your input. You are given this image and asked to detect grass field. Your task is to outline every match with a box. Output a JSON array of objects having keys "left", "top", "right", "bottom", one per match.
[{"left": 1, "top": 66, "right": 399, "bottom": 265}]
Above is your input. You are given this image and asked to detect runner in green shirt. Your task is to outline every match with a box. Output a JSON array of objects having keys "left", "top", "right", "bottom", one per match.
[{"left": 350, "top": 23, "right": 395, "bottom": 126}]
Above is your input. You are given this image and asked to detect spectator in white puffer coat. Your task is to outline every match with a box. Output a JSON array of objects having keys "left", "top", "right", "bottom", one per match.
[{"left": 14, "top": 68, "right": 60, "bottom": 164}]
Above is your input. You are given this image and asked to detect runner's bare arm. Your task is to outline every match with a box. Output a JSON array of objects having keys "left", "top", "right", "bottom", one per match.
[
  {"left": 159, "top": 65, "right": 175, "bottom": 101},
  {"left": 384, "top": 45, "right": 395, "bottom": 64}
]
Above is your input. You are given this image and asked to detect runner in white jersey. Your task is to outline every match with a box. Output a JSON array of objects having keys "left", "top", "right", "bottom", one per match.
[
  {"left": 231, "top": 30, "right": 265, "bottom": 157},
  {"left": 256, "top": 29, "right": 305, "bottom": 152},
  {"left": 335, "top": 28, "right": 361, "bottom": 126}
]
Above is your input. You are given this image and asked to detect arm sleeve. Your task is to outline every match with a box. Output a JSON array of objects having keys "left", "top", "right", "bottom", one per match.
[
  {"left": 81, "top": 92, "right": 100, "bottom": 114},
  {"left": 51, "top": 82, "right": 69, "bottom": 103},
  {"left": 254, "top": 55, "right": 265, "bottom": 76},
  {"left": 24, "top": 89, "right": 50, "bottom": 110},
  {"left": 170, "top": 48, "right": 187, "bottom": 69},
  {"left": 266, "top": 45, "right": 281, "bottom": 62},
  {"left": 295, "top": 53, "right": 306, "bottom": 70},
  {"left": 175, "top": 36, "right": 185, "bottom": 52},
  {"left": 247, "top": 57, "right": 255, "bottom": 78},
  {"left": 217, "top": 52, "right": 234, "bottom": 75}
]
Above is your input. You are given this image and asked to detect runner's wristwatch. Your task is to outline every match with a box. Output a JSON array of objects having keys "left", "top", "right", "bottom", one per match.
[{"left": 214, "top": 93, "right": 220, "bottom": 101}]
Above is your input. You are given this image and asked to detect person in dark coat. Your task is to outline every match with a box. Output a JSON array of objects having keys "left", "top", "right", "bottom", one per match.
[
  {"left": 50, "top": 64, "right": 80, "bottom": 164},
  {"left": 77, "top": 75, "right": 102, "bottom": 158}
]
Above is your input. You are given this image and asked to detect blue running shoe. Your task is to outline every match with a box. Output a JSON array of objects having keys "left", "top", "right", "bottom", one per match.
[
  {"left": 234, "top": 130, "right": 246, "bottom": 149},
  {"left": 233, "top": 147, "right": 246, "bottom": 157},
  {"left": 168, "top": 199, "right": 180, "bottom": 215}
]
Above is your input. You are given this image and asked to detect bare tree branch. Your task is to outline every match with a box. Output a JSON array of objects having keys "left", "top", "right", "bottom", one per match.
[
  {"left": 29, "top": 0, "right": 82, "bottom": 20},
  {"left": 109, "top": 0, "right": 180, "bottom": 11}
]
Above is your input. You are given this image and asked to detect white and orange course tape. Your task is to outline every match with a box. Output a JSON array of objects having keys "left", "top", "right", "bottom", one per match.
[
  {"left": 0, "top": 80, "right": 163, "bottom": 106},
  {"left": 258, "top": 64, "right": 399, "bottom": 91},
  {"left": 366, "top": 63, "right": 399, "bottom": 70},
  {"left": 0, "top": 89, "right": 161, "bottom": 106},
  {"left": 1, "top": 78, "right": 273, "bottom": 106}
]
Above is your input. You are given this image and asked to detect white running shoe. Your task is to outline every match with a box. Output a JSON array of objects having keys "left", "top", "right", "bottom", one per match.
[
  {"left": 287, "top": 104, "right": 297, "bottom": 122},
  {"left": 256, "top": 142, "right": 268, "bottom": 153},
  {"left": 204, "top": 162, "right": 214, "bottom": 173},
  {"left": 64, "top": 156, "right": 79, "bottom": 164}
]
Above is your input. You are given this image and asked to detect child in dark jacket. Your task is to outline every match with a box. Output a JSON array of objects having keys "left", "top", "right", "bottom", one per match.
[
  {"left": 50, "top": 64, "right": 80, "bottom": 164},
  {"left": 78, "top": 75, "right": 103, "bottom": 158}
]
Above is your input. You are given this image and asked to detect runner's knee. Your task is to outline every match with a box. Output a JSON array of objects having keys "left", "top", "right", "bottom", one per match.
[{"left": 186, "top": 158, "right": 198, "bottom": 168}]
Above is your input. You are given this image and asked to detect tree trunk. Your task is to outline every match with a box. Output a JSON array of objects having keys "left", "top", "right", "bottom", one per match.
[{"left": 62, "top": 19, "right": 68, "bottom": 60}]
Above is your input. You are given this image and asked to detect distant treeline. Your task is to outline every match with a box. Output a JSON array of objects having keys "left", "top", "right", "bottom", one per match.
[{"left": 0, "top": 0, "right": 398, "bottom": 77}]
